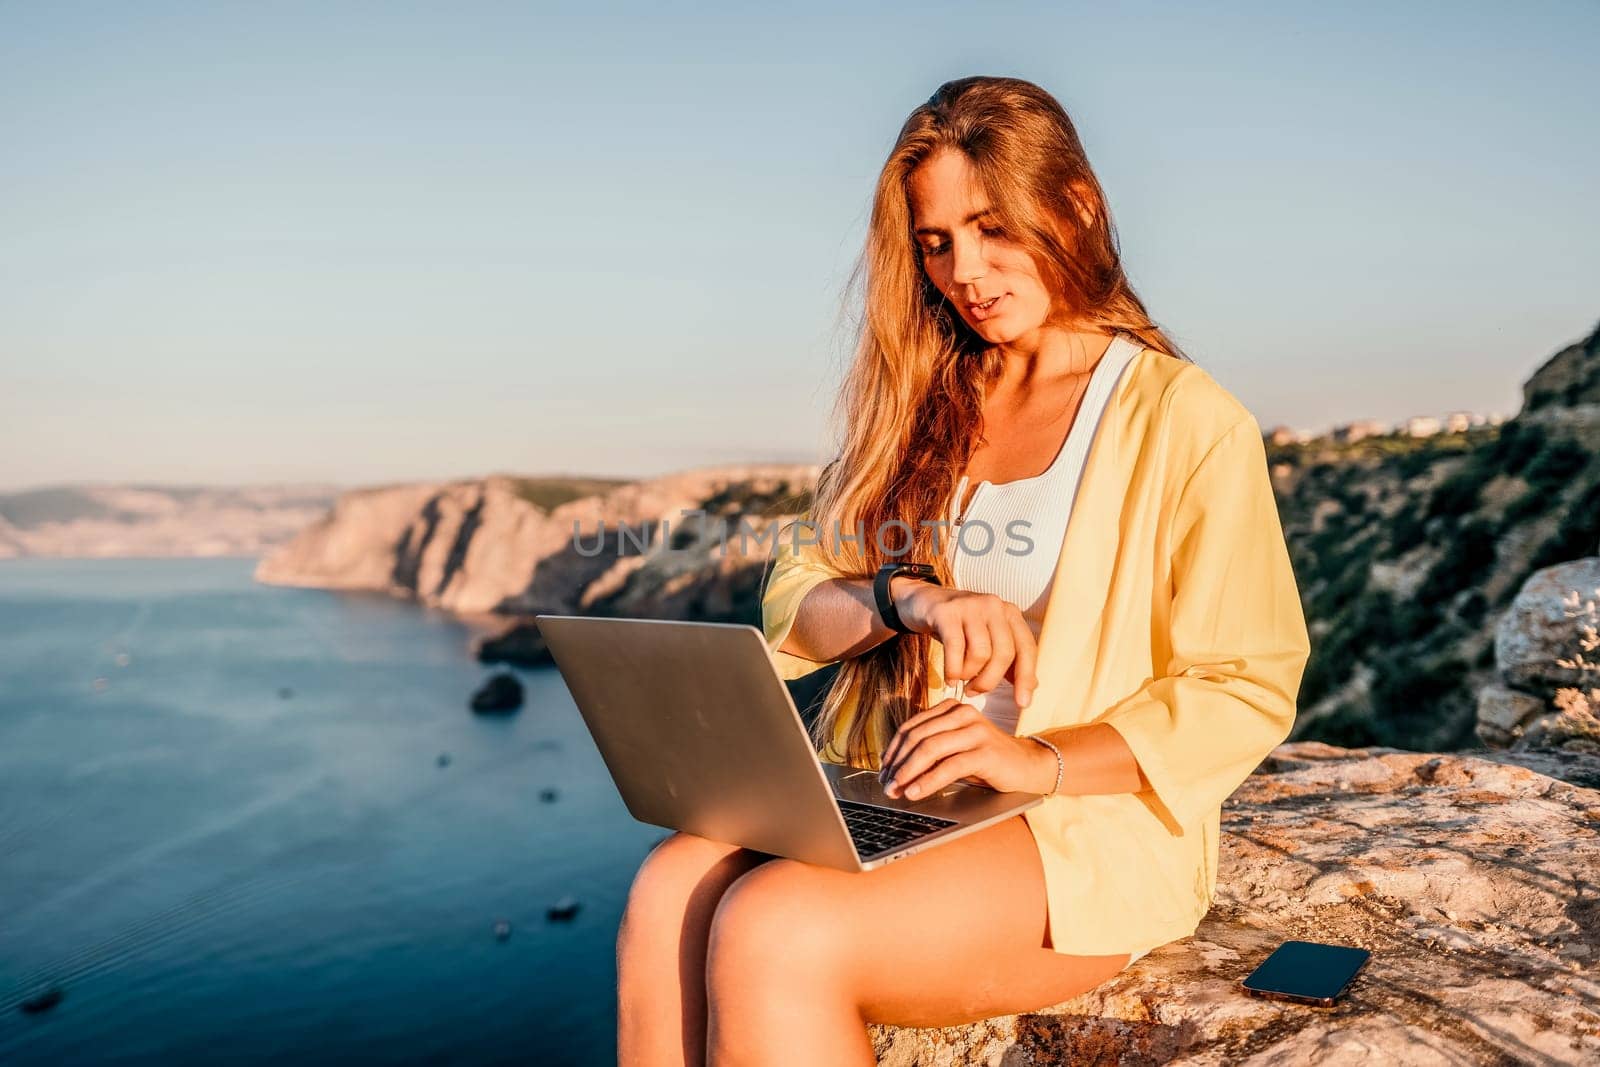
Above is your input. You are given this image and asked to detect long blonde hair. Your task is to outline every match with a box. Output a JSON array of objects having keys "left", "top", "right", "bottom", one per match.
[{"left": 803, "top": 75, "right": 1190, "bottom": 768}]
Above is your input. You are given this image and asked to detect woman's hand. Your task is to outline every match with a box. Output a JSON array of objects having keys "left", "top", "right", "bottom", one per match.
[
  {"left": 891, "top": 580, "right": 1039, "bottom": 708},
  {"left": 876, "top": 697, "right": 1054, "bottom": 800}
]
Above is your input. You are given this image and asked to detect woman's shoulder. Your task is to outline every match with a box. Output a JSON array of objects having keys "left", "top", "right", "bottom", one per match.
[{"left": 1129, "top": 346, "right": 1259, "bottom": 448}]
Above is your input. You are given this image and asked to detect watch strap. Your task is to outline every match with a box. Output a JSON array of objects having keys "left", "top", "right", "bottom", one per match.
[{"left": 874, "top": 562, "right": 939, "bottom": 635}]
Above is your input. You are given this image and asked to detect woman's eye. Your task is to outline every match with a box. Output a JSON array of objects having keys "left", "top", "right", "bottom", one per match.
[{"left": 918, "top": 226, "right": 1001, "bottom": 258}]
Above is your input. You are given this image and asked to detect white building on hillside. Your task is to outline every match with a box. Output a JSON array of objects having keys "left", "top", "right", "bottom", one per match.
[{"left": 1404, "top": 415, "right": 1441, "bottom": 437}]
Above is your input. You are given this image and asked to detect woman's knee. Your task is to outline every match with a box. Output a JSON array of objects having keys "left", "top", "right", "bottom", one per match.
[
  {"left": 706, "top": 860, "right": 847, "bottom": 992},
  {"left": 619, "top": 832, "right": 766, "bottom": 957}
]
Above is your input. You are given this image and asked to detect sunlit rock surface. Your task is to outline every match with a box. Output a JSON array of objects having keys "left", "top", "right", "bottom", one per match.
[{"left": 869, "top": 742, "right": 1600, "bottom": 1066}]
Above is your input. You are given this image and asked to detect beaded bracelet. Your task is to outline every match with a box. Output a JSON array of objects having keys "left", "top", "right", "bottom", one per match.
[{"left": 1025, "top": 733, "right": 1064, "bottom": 795}]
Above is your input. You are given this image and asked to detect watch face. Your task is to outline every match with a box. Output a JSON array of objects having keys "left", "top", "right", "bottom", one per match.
[{"left": 878, "top": 561, "right": 937, "bottom": 581}]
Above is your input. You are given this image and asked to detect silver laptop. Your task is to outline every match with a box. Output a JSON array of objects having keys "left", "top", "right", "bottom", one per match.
[{"left": 533, "top": 614, "right": 1045, "bottom": 872}]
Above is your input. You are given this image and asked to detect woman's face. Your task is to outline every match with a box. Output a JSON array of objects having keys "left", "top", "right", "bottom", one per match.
[{"left": 906, "top": 148, "right": 1054, "bottom": 344}]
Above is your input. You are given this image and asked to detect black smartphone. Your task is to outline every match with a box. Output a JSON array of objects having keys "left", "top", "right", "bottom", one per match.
[{"left": 1240, "top": 940, "right": 1370, "bottom": 1007}]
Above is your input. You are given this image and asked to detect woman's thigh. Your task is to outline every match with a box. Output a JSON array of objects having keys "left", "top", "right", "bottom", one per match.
[{"left": 707, "top": 813, "right": 1128, "bottom": 1028}]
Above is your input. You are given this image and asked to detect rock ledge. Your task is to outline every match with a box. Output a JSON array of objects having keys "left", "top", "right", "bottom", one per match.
[{"left": 869, "top": 742, "right": 1600, "bottom": 1066}]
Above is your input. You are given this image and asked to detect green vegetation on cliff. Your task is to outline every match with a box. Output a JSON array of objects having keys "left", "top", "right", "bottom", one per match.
[{"left": 1280, "top": 322, "right": 1600, "bottom": 749}]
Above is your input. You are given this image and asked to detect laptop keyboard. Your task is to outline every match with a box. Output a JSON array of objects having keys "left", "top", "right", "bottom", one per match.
[{"left": 837, "top": 798, "right": 959, "bottom": 858}]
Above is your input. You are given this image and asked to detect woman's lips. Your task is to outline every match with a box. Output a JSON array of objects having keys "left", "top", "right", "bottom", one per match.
[{"left": 967, "top": 293, "right": 1008, "bottom": 321}]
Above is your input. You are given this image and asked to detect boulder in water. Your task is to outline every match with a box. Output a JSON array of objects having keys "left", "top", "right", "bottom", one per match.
[
  {"left": 546, "top": 896, "right": 580, "bottom": 922},
  {"left": 477, "top": 620, "right": 554, "bottom": 667},
  {"left": 20, "top": 987, "right": 64, "bottom": 1015},
  {"left": 470, "top": 672, "right": 523, "bottom": 714}
]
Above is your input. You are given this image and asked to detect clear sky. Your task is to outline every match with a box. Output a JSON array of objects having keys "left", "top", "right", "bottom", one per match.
[{"left": 2, "top": 1, "right": 1596, "bottom": 490}]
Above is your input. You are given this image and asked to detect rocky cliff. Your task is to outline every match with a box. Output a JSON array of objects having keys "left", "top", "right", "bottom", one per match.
[
  {"left": 254, "top": 467, "right": 817, "bottom": 621},
  {"left": 869, "top": 742, "right": 1600, "bottom": 1066},
  {"left": 1523, "top": 324, "right": 1600, "bottom": 415},
  {"left": 1271, "top": 320, "right": 1600, "bottom": 751}
]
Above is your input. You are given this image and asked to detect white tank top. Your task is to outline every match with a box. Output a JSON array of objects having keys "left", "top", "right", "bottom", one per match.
[{"left": 940, "top": 332, "right": 1142, "bottom": 734}]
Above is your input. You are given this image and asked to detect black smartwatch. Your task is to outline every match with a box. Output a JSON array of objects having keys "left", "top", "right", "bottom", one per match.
[{"left": 874, "top": 562, "right": 940, "bottom": 635}]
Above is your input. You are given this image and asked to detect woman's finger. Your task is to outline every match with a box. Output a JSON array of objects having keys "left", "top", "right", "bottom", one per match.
[
  {"left": 938, "top": 611, "right": 966, "bottom": 683},
  {"left": 883, "top": 716, "right": 984, "bottom": 792},
  {"left": 879, "top": 696, "right": 960, "bottom": 772},
  {"left": 892, "top": 745, "right": 984, "bottom": 801},
  {"left": 881, "top": 699, "right": 977, "bottom": 782},
  {"left": 968, "top": 608, "right": 1014, "bottom": 694},
  {"left": 881, "top": 699, "right": 970, "bottom": 781},
  {"left": 885, "top": 721, "right": 977, "bottom": 795},
  {"left": 960, "top": 614, "right": 991, "bottom": 684},
  {"left": 1007, "top": 612, "right": 1039, "bottom": 708}
]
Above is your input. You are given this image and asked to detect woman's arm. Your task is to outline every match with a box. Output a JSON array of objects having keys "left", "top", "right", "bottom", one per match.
[
  {"left": 1086, "top": 414, "right": 1311, "bottom": 829},
  {"left": 1023, "top": 722, "right": 1150, "bottom": 796},
  {"left": 761, "top": 520, "right": 1041, "bottom": 704},
  {"left": 760, "top": 523, "right": 899, "bottom": 680},
  {"left": 775, "top": 573, "right": 927, "bottom": 665}
]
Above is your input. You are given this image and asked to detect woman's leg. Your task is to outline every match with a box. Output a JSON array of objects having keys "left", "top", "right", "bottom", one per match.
[
  {"left": 702, "top": 814, "right": 1128, "bottom": 1067},
  {"left": 616, "top": 831, "right": 776, "bottom": 1067}
]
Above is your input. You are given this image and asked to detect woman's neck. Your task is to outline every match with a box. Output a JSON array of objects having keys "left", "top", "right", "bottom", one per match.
[{"left": 991, "top": 325, "right": 1113, "bottom": 392}]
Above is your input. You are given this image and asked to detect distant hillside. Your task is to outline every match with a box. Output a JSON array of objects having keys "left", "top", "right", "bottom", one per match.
[
  {"left": 1279, "top": 320, "right": 1600, "bottom": 750},
  {"left": 0, "top": 477, "right": 648, "bottom": 562},
  {"left": 0, "top": 484, "right": 343, "bottom": 559}
]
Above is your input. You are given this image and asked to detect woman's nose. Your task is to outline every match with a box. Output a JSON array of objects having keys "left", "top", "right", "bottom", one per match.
[{"left": 950, "top": 236, "right": 987, "bottom": 287}]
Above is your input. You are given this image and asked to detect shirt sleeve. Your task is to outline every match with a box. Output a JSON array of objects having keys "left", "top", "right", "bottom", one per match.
[
  {"left": 760, "top": 518, "right": 848, "bottom": 681},
  {"left": 1098, "top": 414, "right": 1311, "bottom": 834}
]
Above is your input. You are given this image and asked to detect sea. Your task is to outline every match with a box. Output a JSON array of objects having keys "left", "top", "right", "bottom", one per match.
[{"left": 0, "top": 557, "right": 663, "bottom": 1066}]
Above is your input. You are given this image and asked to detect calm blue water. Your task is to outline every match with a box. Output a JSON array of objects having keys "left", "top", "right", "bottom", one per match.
[{"left": 0, "top": 558, "right": 660, "bottom": 1066}]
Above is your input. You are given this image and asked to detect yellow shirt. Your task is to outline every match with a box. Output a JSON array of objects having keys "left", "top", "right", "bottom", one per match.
[{"left": 759, "top": 344, "right": 1311, "bottom": 956}]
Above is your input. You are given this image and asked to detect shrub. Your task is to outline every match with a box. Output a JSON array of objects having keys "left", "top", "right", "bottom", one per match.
[
  {"left": 1522, "top": 439, "right": 1591, "bottom": 490},
  {"left": 1487, "top": 420, "right": 1546, "bottom": 476},
  {"left": 1528, "top": 479, "right": 1600, "bottom": 572},
  {"left": 1456, "top": 589, "right": 1488, "bottom": 626},
  {"left": 1299, "top": 623, "right": 1347, "bottom": 708},
  {"left": 1368, "top": 653, "right": 1469, "bottom": 747},
  {"left": 1390, "top": 504, "right": 1428, "bottom": 554},
  {"left": 1415, "top": 518, "right": 1497, "bottom": 607},
  {"left": 1394, "top": 598, "right": 1435, "bottom": 641},
  {"left": 1310, "top": 550, "right": 1373, "bottom": 618},
  {"left": 1425, "top": 466, "right": 1483, "bottom": 520},
  {"left": 1393, "top": 449, "right": 1438, "bottom": 481},
  {"left": 1300, "top": 590, "right": 1399, "bottom": 707},
  {"left": 1301, "top": 702, "right": 1381, "bottom": 747},
  {"left": 1500, "top": 484, "right": 1547, "bottom": 529}
]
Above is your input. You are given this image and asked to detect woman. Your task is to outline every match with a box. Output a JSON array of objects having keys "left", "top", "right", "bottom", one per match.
[{"left": 617, "top": 75, "right": 1311, "bottom": 1066}]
